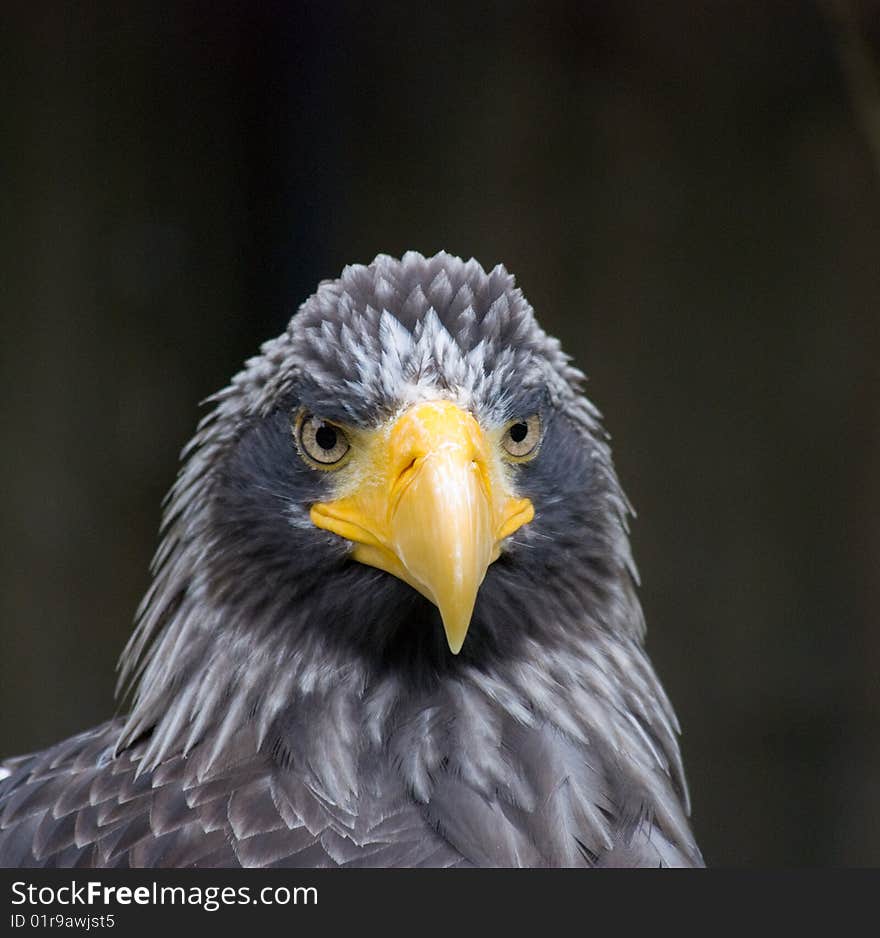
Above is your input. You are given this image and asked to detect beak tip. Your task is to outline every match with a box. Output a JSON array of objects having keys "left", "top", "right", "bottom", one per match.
[
  {"left": 440, "top": 611, "right": 472, "bottom": 655},
  {"left": 445, "top": 636, "right": 465, "bottom": 655}
]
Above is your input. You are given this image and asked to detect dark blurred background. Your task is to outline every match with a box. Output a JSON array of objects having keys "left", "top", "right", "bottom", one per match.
[{"left": 2, "top": 1, "right": 879, "bottom": 867}]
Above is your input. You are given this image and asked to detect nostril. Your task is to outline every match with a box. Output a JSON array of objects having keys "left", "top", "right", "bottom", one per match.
[
  {"left": 392, "top": 456, "right": 421, "bottom": 501},
  {"left": 389, "top": 456, "right": 422, "bottom": 516}
]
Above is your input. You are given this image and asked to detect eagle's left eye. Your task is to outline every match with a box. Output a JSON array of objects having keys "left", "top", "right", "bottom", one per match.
[
  {"left": 296, "top": 414, "right": 351, "bottom": 468},
  {"left": 501, "top": 415, "right": 542, "bottom": 460}
]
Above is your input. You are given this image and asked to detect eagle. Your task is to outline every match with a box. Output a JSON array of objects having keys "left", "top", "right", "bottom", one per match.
[{"left": 0, "top": 251, "right": 703, "bottom": 868}]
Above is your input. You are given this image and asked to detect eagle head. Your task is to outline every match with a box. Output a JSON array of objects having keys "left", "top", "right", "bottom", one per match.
[{"left": 118, "top": 251, "right": 649, "bottom": 781}]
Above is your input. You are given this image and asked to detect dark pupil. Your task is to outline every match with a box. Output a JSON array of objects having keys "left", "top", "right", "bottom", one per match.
[
  {"left": 509, "top": 422, "right": 528, "bottom": 444},
  {"left": 315, "top": 424, "right": 337, "bottom": 451}
]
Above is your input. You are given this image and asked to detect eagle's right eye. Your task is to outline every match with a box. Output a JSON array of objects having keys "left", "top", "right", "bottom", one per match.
[{"left": 295, "top": 413, "right": 351, "bottom": 468}]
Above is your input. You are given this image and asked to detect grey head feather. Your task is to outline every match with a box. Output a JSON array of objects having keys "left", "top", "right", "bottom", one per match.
[{"left": 105, "top": 250, "right": 697, "bottom": 865}]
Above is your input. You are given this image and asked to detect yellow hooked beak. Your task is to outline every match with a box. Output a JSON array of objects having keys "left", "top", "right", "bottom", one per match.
[{"left": 310, "top": 401, "right": 534, "bottom": 653}]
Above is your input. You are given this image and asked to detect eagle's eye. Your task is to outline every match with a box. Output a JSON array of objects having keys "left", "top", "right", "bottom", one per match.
[
  {"left": 296, "top": 413, "right": 351, "bottom": 468},
  {"left": 501, "top": 415, "right": 542, "bottom": 461}
]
